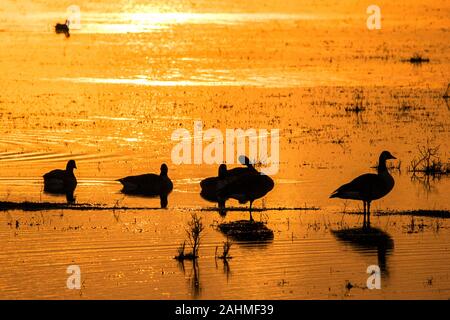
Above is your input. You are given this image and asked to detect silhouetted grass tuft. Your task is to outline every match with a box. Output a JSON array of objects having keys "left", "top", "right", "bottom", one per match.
[
  {"left": 406, "top": 54, "right": 430, "bottom": 64},
  {"left": 408, "top": 145, "right": 450, "bottom": 176},
  {"left": 175, "top": 214, "right": 204, "bottom": 261},
  {"left": 218, "top": 220, "right": 274, "bottom": 241},
  {"left": 217, "top": 238, "right": 233, "bottom": 260}
]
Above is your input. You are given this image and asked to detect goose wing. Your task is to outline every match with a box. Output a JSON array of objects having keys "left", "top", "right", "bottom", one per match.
[
  {"left": 118, "top": 173, "right": 168, "bottom": 195},
  {"left": 43, "top": 169, "right": 65, "bottom": 181},
  {"left": 330, "top": 173, "right": 381, "bottom": 200},
  {"left": 219, "top": 172, "right": 274, "bottom": 203},
  {"left": 200, "top": 176, "right": 221, "bottom": 202}
]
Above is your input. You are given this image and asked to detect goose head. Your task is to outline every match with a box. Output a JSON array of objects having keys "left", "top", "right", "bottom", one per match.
[
  {"left": 66, "top": 160, "right": 77, "bottom": 171},
  {"left": 218, "top": 164, "right": 227, "bottom": 178},
  {"left": 378, "top": 151, "right": 396, "bottom": 172},
  {"left": 238, "top": 155, "right": 253, "bottom": 167},
  {"left": 160, "top": 163, "right": 168, "bottom": 176},
  {"left": 380, "top": 151, "right": 396, "bottom": 161}
]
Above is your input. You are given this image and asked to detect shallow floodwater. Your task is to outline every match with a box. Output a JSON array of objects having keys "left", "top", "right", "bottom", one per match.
[{"left": 0, "top": 0, "right": 449, "bottom": 299}]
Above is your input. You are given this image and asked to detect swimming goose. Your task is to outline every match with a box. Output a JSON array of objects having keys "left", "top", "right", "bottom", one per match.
[
  {"left": 43, "top": 160, "right": 77, "bottom": 202},
  {"left": 118, "top": 163, "right": 173, "bottom": 208},
  {"left": 217, "top": 163, "right": 274, "bottom": 222},
  {"left": 330, "top": 151, "right": 396, "bottom": 226},
  {"left": 55, "top": 20, "right": 70, "bottom": 38}
]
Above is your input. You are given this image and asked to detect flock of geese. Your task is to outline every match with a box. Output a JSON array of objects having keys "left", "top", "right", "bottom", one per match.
[{"left": 42, "top": 151, "right": 397, "bottom": 225}]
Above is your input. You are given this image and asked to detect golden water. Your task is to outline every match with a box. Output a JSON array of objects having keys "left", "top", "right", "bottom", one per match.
[{"left": 0, "top": 0, "right": 449, "bottom": 299}]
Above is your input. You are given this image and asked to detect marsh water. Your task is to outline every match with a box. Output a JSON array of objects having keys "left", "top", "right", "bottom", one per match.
[{"left": 0, "top": 0, "right": 449, "bottom": 299}]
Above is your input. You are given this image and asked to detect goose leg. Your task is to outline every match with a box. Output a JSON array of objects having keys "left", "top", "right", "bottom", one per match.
[
  {"left": 249, "top": 201, "right": 254, "bottom": 222},
  {"left": 367, "top": 201, "right": 371, "bottom": 226},
  {"left": 218, "top": 199, "right": 226, "bottom": 217}
]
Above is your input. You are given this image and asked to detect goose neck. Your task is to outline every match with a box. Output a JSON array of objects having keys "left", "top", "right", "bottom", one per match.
[{"left": 378, "top": 159, "right": 388, "bottom": 174}]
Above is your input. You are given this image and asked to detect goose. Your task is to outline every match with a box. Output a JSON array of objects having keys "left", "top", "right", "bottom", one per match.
[
  {"left": 330, "top": 151, "right": 396, "bottom": 226},
  {"left": 200, "top": 164, "right": 228, "bottom": 212},
  {"left": 55, "top": 20, "right": 70, "bottom": 37},
  {"left": 118, "top": 163, "right": 173, "bottom": 208},
  {"left": 217, "top": 165, "right": 274, "bottom": 222},
  {"left": 43, "top": 160, "right": 77, "bottom": 202},
  {"left": 200, "top": 156, "right": 257, "bottom": 214}
]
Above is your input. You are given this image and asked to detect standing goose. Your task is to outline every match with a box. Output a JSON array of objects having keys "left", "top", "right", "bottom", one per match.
[
  {"left": 217, "top": 161, "right": 274, "bottom": 222},
  {"left": 200, "top": 156, "right": 257, "bottom": 214},
  {"left": 43, "top": 160, "right": 77, "bottom": 203},
  {"left": 330, "top": 151, "right": 397, "bottom": 226},
  {"left": 118, "top": 163, "right": 173, "bottom": 208}
]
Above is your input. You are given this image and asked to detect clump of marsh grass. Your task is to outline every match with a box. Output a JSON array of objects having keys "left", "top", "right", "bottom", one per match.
[
  {"left": 175, "top": 214, "right": 204, "bottom": 261},
  {"left": 443, "top": 83, "right": 450, "bottom": 99},
  {"left": 407, "top": 53, "right": 430, "bottom": 64},
  {"left": 216, "top": 238, "right": 233, "bottom": 260},
  {"left": 218, "top": 220, "right": 274, "bottom": 242},
  {"left": 408, "top": 145, "right": 450, "bottom": 177},
  {"left": 345, "top": 90, "right": 366, "bottom": 113}
]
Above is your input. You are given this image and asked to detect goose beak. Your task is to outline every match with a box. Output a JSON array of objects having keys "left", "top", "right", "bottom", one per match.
[{"left": 389, "top": 155, "right": 397, "bottom": 160}]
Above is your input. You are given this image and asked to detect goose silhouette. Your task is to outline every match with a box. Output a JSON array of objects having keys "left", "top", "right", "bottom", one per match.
[
  {"left": 200, "top": 156, "right": 258, "bottom": 215},
  {"left": 43, "top": 160, "right": 77, "bottom": 203},
  {"left": 330, "top": 151, "right": 396, "bottom": 226},
  {"left": 200, "top": 164, "right": 229, "bottom": 213},
  {"left": 118, "top": 163, "right": 173, "bottom": 208},
  {"left": 55, "top": 20, "right": 70, "bottom": 38},
  {"left": 217, "top": 157, "right": 274, "bottom": 221}
]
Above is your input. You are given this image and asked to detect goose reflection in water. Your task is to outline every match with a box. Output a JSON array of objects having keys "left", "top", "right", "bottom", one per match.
[{"left": 331, "top": 226, "right": 394, "bottom": 276}]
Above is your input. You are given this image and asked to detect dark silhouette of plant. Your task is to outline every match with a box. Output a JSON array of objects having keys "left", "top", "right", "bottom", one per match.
[
  {"left": 175, "top": 214, "right": 204, "bottom": 261},
  {"left": 217, "top": 238, "right": 233, "bottom": 260}
]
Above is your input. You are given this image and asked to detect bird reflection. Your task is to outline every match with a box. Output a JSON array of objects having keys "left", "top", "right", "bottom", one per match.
[{"left": 332, "top": 226, "right": 394, "bottom": 276}]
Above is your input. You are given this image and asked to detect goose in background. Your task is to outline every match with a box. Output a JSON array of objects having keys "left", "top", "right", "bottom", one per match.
[
  {"left": 118, "top": 163, "right": 173, "bottom": 208},
  {"left": 55, "top": 20, "right": 70, "bottom": 37},
  {"left": 330, "top": 151, "right": 397, "bottom": 226},
  {"left": 43, "top": 159, "right": 77, "bottom": 203}
]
